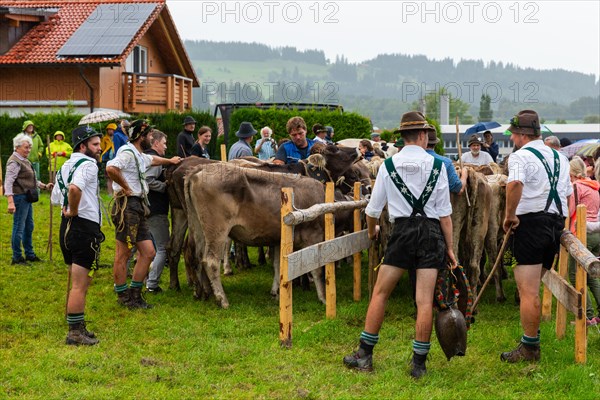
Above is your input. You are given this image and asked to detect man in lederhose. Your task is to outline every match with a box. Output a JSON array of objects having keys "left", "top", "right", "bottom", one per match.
[
  {"left": 343, "top": 111, "right": 457, "bottom": 378},
  {"left": 501, "top": 109, "right": 571, "bottom": 362},
  {"left": 106, "top": 119, "right": 181, "bottom": 309},
  {"left": 52, "top": 126, "right": 104, "bottom": 345}
]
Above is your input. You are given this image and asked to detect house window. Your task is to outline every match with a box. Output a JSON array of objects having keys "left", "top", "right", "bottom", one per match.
[{"left": 126, "top": 45, "right": 147, "bottom": 74}]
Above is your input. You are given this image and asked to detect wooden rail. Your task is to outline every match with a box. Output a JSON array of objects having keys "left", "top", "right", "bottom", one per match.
[
  {"left": 540, "top": 204, "right": 597, "bottom": 363},
  {"left": 122, "top": 72, "right": 193, "bottom": 113},
  {"left": 279, "top": 182, "right": 369, "bottom": 346}
]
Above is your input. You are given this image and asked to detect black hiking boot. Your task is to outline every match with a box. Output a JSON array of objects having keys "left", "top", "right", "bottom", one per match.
[
  {"left": 117, "top": 289, "right": 130, "bottom": 307},
  {"left": 500, "top": 343, "right": 540, "bottom": 363},
  {"left": 410, "top": 352, "right": 427, "bottom": 379},
  {"left": 66, "top": 323, "right": 99, "bottom": 346},
  {"left": 127, "top": 287, "right": 153, "bottom": 309},
  {"left": 343, "top": 347, "right": 373, "bottom": 372},
  {"left": 81, "top": 321, "right": 96, "bottom": 339}
]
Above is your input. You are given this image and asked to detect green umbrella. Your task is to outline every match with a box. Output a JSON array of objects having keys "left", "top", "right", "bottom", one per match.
[{"left": 575, "top": 143, "right": 600, "bottom": 158}]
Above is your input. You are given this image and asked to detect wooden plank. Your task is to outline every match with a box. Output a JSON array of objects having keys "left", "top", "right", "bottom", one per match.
[
  {"left": 556, "top": 217, "right": 569, "bottom": 339},
  {"left": 541, "top": 256, "right": 557, "bottom": 321},
  {"left": 286, "top": 230, "right": 370, "bottom": 281},
  {"left": 179, "top": 78, "right": 185, "bottom": 111},
  {"left": 279, "top": 188, "right": 294, "bottom": 347},
  {"left": 353, "top": 182, "right": 361, "bottom": 302},
  {"left": 220, "top": 144, "right": 227, "bottom": 161},
  {"left": 542, "top": 269, "right": 582, "bottom": 316},
  {"left": 575, "top": 204, "right": 587, "bottom": 364},
  {"left": 325, "top": 182, "right": 336, "bottom": 319},
  {"left": 283, "top": 199, "right": 368, "bottom": 226},
  {"left": 561, "top": 230, "right": 600, "bottom": 278}
]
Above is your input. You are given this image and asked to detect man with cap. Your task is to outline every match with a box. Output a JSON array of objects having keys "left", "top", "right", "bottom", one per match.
[
  {"left": 343, "top": 111, "right": 457, "bottom": 378},
  {"left": 112, "top": 120, "right": 130, "bottom": 154},
  {"left": 274, "top": 116, "right": 316, "bottom": 165},
  {"left": 426, "top": 128, "right": 467, "bottom": 195},
  {"left": 106, "top": 120, "right": 182, "bottom": 309},
  {"left": 325, "top": 126, "right": 334, "bottom": 145},
  {"left": 51, "top": 125, "right": 104, "bottom": 345},
  {"left": 228, "top": 122, "right": 257, "bottom": 160},
  {"left": 501, "top": 110, "right": 571, "bottom": 363},
  {"left": 312, "top": 124, "right": 328, "bottom": 144},
  {"left": 462, "top": 134, "right": 494, "bottom": 166},
  {"left": 371, "top": 132, "right": 389, "bottom": 152},
  {"left": 46, "top": 131, "right": 73, "bottom": 173},
  {"left": 177, "top": 116, "right": 197, "bottom": 157},
  {"left": 480, "top": 130, "right": 499, "bottom": 162}
]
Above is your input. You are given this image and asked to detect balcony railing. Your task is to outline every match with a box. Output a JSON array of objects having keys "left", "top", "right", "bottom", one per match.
[{"left": 123, "top": 72, "right": 193, "bottom": 113}]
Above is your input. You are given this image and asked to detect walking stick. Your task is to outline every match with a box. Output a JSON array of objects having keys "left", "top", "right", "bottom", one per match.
[
  {"left": 472, "top": 224, "right": 513, "bottom": 310},
  {"left": 456, "top": 115, "right": 471, "bottom": 207},
  {"left": 46, "top": 135, "right": 55, "bottom": 260},
  {"left": 0, "top": 144, "right": 4, "bottom": 196}
]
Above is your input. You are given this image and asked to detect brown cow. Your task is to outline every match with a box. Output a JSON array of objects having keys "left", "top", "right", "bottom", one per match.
[{"left": 185, "top": 164, "right": 335, "bottom": 308}]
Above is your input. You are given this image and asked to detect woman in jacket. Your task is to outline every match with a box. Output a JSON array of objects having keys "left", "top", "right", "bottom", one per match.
[{"left": 4, "top": 134, "right": 54, "bottom": 265}]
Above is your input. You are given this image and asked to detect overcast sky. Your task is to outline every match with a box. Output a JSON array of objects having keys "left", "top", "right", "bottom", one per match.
[{"left": 167, "top": 0, "right": 600, "bottom": 80}]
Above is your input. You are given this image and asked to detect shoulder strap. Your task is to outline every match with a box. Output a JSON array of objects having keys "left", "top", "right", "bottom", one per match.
[
  {"left": 384, "top": 156, "right": 443, "bottom": 217},
  {"left": 523, "top": 147, "right": 562, "bottom": 214},
  {"left": 56, "top": 158, "right": 92, "bottom": 207},
  {"left": 122, "top": 148, "right": 150, "bottom": 205}
]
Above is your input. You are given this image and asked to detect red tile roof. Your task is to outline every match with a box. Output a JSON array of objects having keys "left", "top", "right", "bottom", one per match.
[{"left": 0, "top": 0, "right": 164, "bottom": 65}]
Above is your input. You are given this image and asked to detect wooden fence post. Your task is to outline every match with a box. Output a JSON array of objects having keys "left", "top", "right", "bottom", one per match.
[
  {"left": 353, "top": 182, "right": 361, "bottom": 302},
  {"left": 556, "top": 218, "right": 569, "bottom": 339},
  {"left": 220, "top": 144, "right": 227, "bottom": 161},
  {"left": 279, "top": 188, "right": 294, "bottom": 347},
  {"left": 575, "top": 204, "right": 587, "bottom": 364},
  {"left": 325, "top": 182, "right": 336, "bottom": 319}
]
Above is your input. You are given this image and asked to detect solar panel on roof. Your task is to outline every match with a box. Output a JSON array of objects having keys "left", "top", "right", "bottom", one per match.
[{"left": 57, "top": 3, "right": 157, "bottom": 57}]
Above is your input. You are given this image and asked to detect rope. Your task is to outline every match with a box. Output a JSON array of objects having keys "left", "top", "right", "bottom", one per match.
[
  {"left": 435, "top": 264, "right": 474, "bottom": 329},
  {"left": 109, "top": 191, "right": 129, "bottom": 234}
]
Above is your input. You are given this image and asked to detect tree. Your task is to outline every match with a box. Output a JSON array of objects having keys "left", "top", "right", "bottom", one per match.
[
  {"left": 411, "top": 89, "right": 474, "bottom": 124},
  {"left": 583, "top": 115, "right": 600, "bottom": 123},
  {"left": 478, "top": 94, "right": 493, "bottom": 122}
]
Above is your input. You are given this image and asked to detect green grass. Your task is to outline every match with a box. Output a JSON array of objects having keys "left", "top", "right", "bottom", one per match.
[{"left": 1, "top": 193, "right": 599, "bottom": 399}]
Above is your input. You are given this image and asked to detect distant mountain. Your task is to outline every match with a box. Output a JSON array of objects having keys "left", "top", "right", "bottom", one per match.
[{"left": 186, "top": 40, "right": 600, "bottom": 128}]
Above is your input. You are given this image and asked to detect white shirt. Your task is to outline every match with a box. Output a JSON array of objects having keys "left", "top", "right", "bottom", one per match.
[
  {"left": 461, "top": 151, "right": 494, "bottom": 166},
  {"left": 507, "top": 139, "right": 572, "bottom": 216},
  {"left": 107, "top": 143, "right": 153, "bottom": 196},
  {"left": 314, "top": 136, "right": 328, "bottom": 144},
  {"left": 51, "top": 152, "right": 101, "bottom": 225},
  {"left": 366, "top": 145, "right": 452, "bottom": 221}
]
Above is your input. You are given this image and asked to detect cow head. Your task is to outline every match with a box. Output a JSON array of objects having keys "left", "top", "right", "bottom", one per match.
[{"left": 309, "top": 144, "right": 362, "bottom": 183}]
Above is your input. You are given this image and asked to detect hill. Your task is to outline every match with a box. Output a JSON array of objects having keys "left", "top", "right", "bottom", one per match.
[{"left": 186, "top": 40, "right": 600, "bottom": 129}]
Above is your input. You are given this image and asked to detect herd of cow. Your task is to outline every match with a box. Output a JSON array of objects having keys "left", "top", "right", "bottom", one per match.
[{"left": 161, "top": 142, "right": 512, "bottom": 312}]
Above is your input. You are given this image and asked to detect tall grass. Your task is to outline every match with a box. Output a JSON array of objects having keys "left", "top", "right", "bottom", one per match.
[{"left": 1, "top": 194, "right": 599, "bottom": 399}]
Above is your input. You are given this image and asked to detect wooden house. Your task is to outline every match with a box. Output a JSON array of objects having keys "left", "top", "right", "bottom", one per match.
[{"left": 0, "top": 0, "right": 199, "bottom": 115}]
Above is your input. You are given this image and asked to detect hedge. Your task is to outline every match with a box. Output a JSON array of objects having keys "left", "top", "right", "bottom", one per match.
[
  {"left": 1, "top": 109, "right": 216, "bottom": 183},
  {"left": 223, "top": 107, "right": 372, "bottom": 154}
]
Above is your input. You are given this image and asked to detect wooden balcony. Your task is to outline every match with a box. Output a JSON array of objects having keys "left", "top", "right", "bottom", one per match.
[{"left": 123, "top": 72, "right": 193, "bottom": 113}]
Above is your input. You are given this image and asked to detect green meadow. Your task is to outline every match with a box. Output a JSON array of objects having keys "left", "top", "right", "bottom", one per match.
[{"left": 1, "top": 193, "right": 599, "bottom": 399}]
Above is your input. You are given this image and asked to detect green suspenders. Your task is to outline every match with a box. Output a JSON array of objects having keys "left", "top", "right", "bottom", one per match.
[
  {"left": 384, "top": 156, "right": 443, "bottom": 217},
  {"left": 523, "top": 147, "right": 562, "bottom": 215},
  {"left": 56, "top": 158, "right": 92, "bottom": 207}
]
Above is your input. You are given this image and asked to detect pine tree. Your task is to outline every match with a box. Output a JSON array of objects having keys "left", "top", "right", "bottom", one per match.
[{"left": 478, "top": 94, "right": 493, "bottom": 122}]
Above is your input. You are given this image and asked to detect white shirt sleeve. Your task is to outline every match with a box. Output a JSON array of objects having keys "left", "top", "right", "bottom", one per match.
[
  {"left": 434, "top": 165, "right": 452, "bottom": 217},
  {"left": 365, "top": 166, "right": 388, "bottom": 219},
  {"left": 107, "top": 148, "right": 134, "bottom": 170}
]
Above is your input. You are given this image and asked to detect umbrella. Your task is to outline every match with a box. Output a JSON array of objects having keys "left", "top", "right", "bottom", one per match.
[
  {"left": 576, "top": 143, "right": 600, "bottom": 158},
  {"left": 464, "top": 121, "right": 501, "bottom": 135},
  {"left": 541, "top": 125, "right": 553, "bottom": 134},
  {"left": 79, "top": 110, "right": 128, "bottom": 125},
  {"left": 561, "top": 139, "right": 600, "bottom": 159}
]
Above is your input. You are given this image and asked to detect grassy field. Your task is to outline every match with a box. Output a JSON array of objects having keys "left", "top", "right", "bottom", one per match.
[{"left": 1, "top": 193, "right": 599, "bottom": 399}]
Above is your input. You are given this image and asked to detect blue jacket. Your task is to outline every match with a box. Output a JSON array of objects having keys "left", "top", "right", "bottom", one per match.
[
  {"left": 426, "top": 149, "right": 462, "bottom": 194},
  {"left": 113, "top": 128, "right": 128, "bottom": 153},
  {"left": 481, "top": 141, "right": 499, "bottom": 162},
  {"left": 281, "top": 139, "right": 316, "bottom": 164}
]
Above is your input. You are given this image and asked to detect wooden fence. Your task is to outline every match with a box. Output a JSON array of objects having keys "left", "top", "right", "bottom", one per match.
[
  {"left": 279, "top": 182, "right": 370, "bottom": 347},
  {"left": 540, "top": 204, "right": 600, "bottom": 363}
]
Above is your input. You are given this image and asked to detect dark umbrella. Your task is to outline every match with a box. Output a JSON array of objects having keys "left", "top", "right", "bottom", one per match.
[{"left": 464, "top": 121, "right": 501, "bottom": 135}]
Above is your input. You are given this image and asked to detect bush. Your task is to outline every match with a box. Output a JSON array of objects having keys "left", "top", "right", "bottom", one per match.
[
  {"left": 1, "top": 109, "right": 218, "bottom": 182},
  {"left": 223, "top": 107, "right": 372, "bottom": 154}
]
